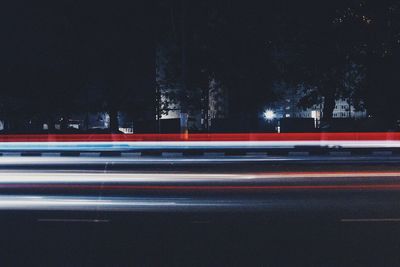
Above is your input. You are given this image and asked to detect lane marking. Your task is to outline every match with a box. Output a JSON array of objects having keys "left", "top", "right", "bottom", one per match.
[
  {"left": 37, "top": 218, "right": 109, "bottom": 223},
  {"left": 341, "top": 218, "right": 400, "bottom": 222}
]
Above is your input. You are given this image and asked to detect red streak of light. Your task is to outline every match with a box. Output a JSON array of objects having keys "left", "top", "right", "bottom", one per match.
[{"left": 0, "top": 132, "right": 399, "bottom": 142}]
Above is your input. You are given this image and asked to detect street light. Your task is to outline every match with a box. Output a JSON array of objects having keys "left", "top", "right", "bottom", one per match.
[{"left": 263, "top": 109, "right": 275, "bottom": 120}]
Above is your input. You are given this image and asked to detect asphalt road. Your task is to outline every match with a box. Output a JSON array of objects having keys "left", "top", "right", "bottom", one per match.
[
  {"left": 0, "top": 155, "right": 400, "bottom": 266},
  {"left": 0, "top": 155, "right": 399, "bottom": 217}
]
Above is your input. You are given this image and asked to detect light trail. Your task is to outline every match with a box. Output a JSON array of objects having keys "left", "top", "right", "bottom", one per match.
[
  {"left": 4, "top": 183, "right": 400, "bottom": 192},
  {"left": 0, "top": 195, "right": 248, "bottom": 211},
  {"left": 0, "top": 140, "right": 399, "bottom": 151},
  {"left": 1, "top": 132, "right": 400, "bottom": 142},
  {"left": 0, "top": 196, "right": 182, "bottom": 211},
  {"left": 0, "top": 171, "right": 397, "bottom": 183},
  {"left": 0, "top": 133, "right": 399, "bottom": 151},
  {"left": 0, "top": 156, "right": 294, "bottom": 166},
  {"left": 0, "top": 193, "right": 393, "bottom": 212}
]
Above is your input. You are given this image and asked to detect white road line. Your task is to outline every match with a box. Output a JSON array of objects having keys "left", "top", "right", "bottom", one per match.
[
  {"left": 37, "top": 218, "right": 109, "bottom": 223},
  {"left": 341, "top": 218, "right": 400, "bottom": 222}
]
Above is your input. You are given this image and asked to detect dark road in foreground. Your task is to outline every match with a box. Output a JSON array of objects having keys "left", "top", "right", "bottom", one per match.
[
  {"left": 1, "top": 155, "right": 400, "bottom": 266},
  {"left": 3, "top": 214, "right": 400, "bottom": 267}
]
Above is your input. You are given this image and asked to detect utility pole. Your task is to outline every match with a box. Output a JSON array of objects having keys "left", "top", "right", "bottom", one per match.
[
  {"left": 155, "top": 83, "right": 161, "bottom": 133},
  {"left": 180, "top": 0, "right": 188, "bottom": 136}
]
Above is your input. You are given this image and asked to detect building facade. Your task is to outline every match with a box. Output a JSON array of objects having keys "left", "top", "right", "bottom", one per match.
[{"left": 269, "top": 89, "right": 367, "bottom": 129}]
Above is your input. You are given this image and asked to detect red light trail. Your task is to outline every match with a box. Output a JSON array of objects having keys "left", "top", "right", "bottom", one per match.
[{"left": 0, "top": 132, "right": 399, "bottom": 142}]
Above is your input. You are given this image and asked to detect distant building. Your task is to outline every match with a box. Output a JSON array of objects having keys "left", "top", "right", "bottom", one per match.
[
  {"left": 283, "top": 98, "right": 366, "bottom": 120},
  {"left": 269, "top": 85, "right": 367, "bottom": 129},
  {"left": 156, "top": 44, "right": 182, "bottom": 121},
  {"left": 157, "top": 48, "right": 229, "bottom": 131},
  {"left": 208, "top": 79, "right": 229, "bottom": 127},
  {"left": 332, "top": 99, "right": 367, "bottom": 119},
  {"left": 159, "top": 91, "right": 181, "bottom": 120}
]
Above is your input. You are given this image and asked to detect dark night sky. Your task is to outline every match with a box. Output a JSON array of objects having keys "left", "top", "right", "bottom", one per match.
[
  {"left": 0, "top": 1, "right": 155, "bottom": 120},
  {"left": 0, "top": 1, "right": 400, "bottom": 130}
]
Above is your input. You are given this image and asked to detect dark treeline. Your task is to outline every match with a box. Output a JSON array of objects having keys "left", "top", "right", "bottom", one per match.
[{"left": 157, "top": 0, "right": 400, "bottom": 128}]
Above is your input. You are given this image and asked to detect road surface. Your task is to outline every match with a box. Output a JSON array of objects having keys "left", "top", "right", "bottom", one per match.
[{"left": 0, "top": 152, "right": 398, "bottom": 265}]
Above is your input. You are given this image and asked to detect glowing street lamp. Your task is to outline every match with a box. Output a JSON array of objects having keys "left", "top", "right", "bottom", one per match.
[{"left": 263, "top": 109, "right": 275, "bottom": 121}]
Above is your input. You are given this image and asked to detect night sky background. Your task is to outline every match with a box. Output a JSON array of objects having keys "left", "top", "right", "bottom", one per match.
[{"left": 1, "top": 1, "right": 400, "bottom": 132}]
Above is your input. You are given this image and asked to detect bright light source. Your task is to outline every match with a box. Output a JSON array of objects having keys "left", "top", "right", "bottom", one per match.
[
  {"left": 311, "top": 110, "right": 317, "bottom": 119},
  {"left": 264, "top": 109, "right": 275, "bottom": 120}
]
